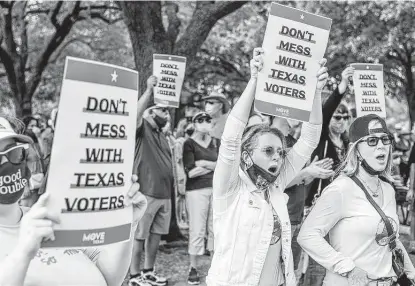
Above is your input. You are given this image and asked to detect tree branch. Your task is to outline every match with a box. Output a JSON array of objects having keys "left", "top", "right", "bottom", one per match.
[
  {"left": 25, "top": 1, "right": 83, "bottom": 113},
  {"left": 164, "top": 2, "right": 181, "bottom": 46},
  {"left": 174, "top": 1, "right": 246, "bottom": 66},
  {"left": 3, "top": 4, "right": 17, "bottom": 59},
  {"left": 50, "top": 1, "right": 63, "bottom": 29},
  {"left": 89, "top": 12, "right": 123, "bottom": 24},
  {"left": 0, "top": 46, "right": 18, "bottom": 99}
]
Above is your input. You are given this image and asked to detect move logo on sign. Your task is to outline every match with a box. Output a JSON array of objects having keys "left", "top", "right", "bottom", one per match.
[{"left": 82, "top": 231, "right": 106, "bottom": 244}]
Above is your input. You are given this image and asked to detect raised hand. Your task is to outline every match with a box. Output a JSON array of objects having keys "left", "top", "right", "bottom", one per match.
[
  {"left": 250, "top": 48, "right": 264, "bottom": 79},
  {"left": 18, "top": 193, "right": 61, "bottom": 260},
  {"left": 338, "top": 66, "right": 355, "bottom": 94},
  {"left": 316, "top": 59, "right": 328, "bottom": 90}
]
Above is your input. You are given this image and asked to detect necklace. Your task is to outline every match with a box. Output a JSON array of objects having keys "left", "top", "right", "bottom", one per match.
[{"left": 359, "top": 176, "right": 381, "bottom": 197}]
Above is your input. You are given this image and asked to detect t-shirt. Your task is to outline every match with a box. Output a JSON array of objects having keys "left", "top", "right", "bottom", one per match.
[
  {"left": 134, "top": 119, "right": 173, "bottom": 199},
  {"left": 0, "top": 208, "right": 107, "bottom": 286},
  {"left": 182, "top": 138, "right": 219, "bottom": 191},
  {"left": 299, "top": 176, "right": 399, "bottom": 283},
  {"left": 259, "top": 195, "right": 284, "bottom": 286}
]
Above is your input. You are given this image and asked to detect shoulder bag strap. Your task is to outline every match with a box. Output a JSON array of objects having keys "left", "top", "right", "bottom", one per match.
[{"left": 350, "top": 176, "right": 397, "bottom": 250}]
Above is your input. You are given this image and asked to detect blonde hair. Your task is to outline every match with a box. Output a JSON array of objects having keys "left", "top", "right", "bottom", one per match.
[{"left": 334, "top": 138, "right": 394, "bottom": 181}]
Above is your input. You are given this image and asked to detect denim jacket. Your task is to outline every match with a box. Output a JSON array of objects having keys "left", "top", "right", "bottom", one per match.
[{"left": 206, "top": 115, "right": 321, "bottom": 286}]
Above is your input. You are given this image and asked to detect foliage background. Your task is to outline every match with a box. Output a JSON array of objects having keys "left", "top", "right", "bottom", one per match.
[{"left": 0, "top": 1, "right": 413, "bottom": 132}]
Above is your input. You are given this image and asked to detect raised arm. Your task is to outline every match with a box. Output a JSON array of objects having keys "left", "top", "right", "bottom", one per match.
[
  {"left": 137, "top": 76, "right": 158, "bottom": 129},
  {"left": 212, "top": 48, "right": 263, "bottom": 203},
  {"left": 322, "top": 66, "right": 354, "bottom": 127},
  {"left": 278, "top": 60, "right": 327, "bottom": 188}
]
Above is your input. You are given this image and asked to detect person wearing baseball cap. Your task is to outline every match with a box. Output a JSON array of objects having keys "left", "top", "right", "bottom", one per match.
[
  {"left": 0, "top": 114, "right": 148, "bottom": 286},
  {"left": 182, "top": 111, "right": 218, "bottom": 284},
  {"left": 299, "top": 114, "right": 415, "bottom": 285},
  {"left": 201, "top": 91, "right": 231, "bottom": 140}
]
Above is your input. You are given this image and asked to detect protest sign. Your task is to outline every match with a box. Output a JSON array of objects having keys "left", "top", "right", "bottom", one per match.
[
  {"left": 42, "top": 57, "right": 138, "bottom": 248},
  {"left": 350, "top": 63, "right": 386, "bottom": 118},
  {"left": 255, "top": 3, "right": 332, "bottom": 122},
  {"left": 153, "top": 54, "right": 187, "bottom": 108}
]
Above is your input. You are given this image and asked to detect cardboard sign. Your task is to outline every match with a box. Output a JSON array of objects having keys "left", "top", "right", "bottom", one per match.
[
  {"left": 153, "top": 54, "right": 186, "bottom": 108},
  {"left": 255, "top": 3, "right": 332, "bottom": 122},
  {"left": 42, "top": 57, "right": 138, "bottom": 248},
  {"left": 350, "top": 63, "right": 386, "bottom": 118}
]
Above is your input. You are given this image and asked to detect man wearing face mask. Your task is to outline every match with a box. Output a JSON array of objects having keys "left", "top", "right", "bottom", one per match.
[
  {"left": 201, "top": 92, "right": 231, "bottom": 140},
  {"left": 129, "top": 76, "right": 172, "bottom": 286}
]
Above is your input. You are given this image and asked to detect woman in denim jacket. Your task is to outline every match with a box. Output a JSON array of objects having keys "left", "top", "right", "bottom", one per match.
[{"left": 206, "top": 48, "right": 327, "bottom": 286}]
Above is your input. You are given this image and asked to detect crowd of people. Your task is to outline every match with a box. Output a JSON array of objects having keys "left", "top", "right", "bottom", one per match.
[{"left": 1, "top": 46, "right": 415, "bottom": 286}]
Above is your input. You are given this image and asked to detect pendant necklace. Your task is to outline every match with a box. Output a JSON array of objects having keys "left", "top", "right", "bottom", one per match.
[{"left": 360, "top": 177, "right": 381, "bottom": 197}]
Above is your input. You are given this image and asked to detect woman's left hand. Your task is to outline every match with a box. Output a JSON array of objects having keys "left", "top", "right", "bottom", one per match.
[
  {"left": 316, "top": 58, "right": 328, "bottom": 90},
  {"left": 125, "top": 175, "right": 147, "bottom": 223}
]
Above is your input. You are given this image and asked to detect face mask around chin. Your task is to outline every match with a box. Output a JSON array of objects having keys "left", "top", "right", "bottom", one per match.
[
  {"left": 0, "top": 162, "right": 30, "bottom": 204},
  {"left": 153, "top": 114, "right": 168, "bottom": 128},
  {"left": 244, "top": 153, "right": 279, "bottom": 190}
]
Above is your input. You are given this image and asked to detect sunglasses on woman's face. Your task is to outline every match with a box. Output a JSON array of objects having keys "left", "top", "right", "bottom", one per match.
[
  {"left": 333, "top": 115, "right": 350, "bottom": 121},
  {"left": 361, "top": 135, "right": 393, "bottom": 147},
  {"left": 0, "top": 144, "right": 29, "bottom": 164},
  {"left": 259, "top": 146, "right": 286, "bottom": 158},
  {"left": 196, "top": 117, "right": 211, "bottom": 124}
]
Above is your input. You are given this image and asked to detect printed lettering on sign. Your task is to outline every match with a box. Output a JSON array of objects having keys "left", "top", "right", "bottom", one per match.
[
  {"left": 255, "top": 3, "right": 332, "bottom": 122},
  {"left": 82, "top": 232, "right": 106, "bottom": 245},
  {"left": 42, "top": 57, "right": 137, "bottom": 248},
  {"left": 351, "top": 63, "right": 386, "bottom": 118},
  {"left": 153, "top": 54, "right": 187, "bottom": 108}
]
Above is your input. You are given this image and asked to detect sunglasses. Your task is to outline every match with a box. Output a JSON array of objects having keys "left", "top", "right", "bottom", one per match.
[
  {"left": 205, "top": 100, "right": 219, "bottom": 105},
  {"left": 333, "top": 115, "right": 350, "bottom": 121},
  {"left": 258, "top": 146, "right": 287, "bottom": 158},
  {"left": 196, "top": 117, "right": 211, "bottom": 124},
  {"left": 360, "top": 136, "right": 393, "bottom": 147},
  {"left": 0, "top": 144, "right": 29, "bottom": 165}
]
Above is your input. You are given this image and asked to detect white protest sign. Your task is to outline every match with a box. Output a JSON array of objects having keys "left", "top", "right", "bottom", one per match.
[
  {"left": 350, "top": 63, "right": 386, "bottom": 118},
  {"left": 255, "top": 3, "right": 332, "bottom": 122},
  {"left": 42, "top": 57, "right": 138, "bottom": 248},
  {"left": 153, "top": 54, "right": 187, "bottom": 108}
]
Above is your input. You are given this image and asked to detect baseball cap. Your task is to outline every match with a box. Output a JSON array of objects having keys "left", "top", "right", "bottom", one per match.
[
  {"left": 349, "top": 114, "right": 390, "bottom": 143},
  {"left": 146, "top": 104, "right": 169, "bottom": 113},
  {"left": 193, "top": 112, "right": 211, "bottom": 123},
  {"left": 0, "top": 117, "right": 33, "bottom": 144}
]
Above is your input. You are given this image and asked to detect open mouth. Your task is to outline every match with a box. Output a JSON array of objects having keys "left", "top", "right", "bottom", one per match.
[
  {"left": 376, "top": 154, "right": 386, "bottom": 161},
  {"left": 268, "top": 166, "right": 278, "bottom": 174}
]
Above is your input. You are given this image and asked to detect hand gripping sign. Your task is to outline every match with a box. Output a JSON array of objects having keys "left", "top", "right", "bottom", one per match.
[
  {"left": 350, "top": 63, "right": 386, "bottom": 119},
  {"left": 255, "top": 3, "right": 332, "bottom": 122},
  {"left": 153, "top": 54, "right": 187, "bottom": 108},
  {"left": 42, "top": 57, "right": 138, "bottom": 248}
]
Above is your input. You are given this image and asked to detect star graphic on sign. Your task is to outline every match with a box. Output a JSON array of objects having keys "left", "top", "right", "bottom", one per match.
[
  {"left": 300, "top": 14, "right": 304, "bottom": 20},
  {"left": 111, "top": 70, "right": 118, "bottom": 83},
  {"left": 366, "top": 66, "right": 370, "bottom": 70}
]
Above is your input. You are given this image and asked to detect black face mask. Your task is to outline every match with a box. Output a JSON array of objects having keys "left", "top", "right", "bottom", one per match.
[
  {"left": 153, "top": 114, "right": 168, "bottom": 129},
  {"left": 0, "top": 162, "right": 30, "bottom": 204},
  {"left": 360, "top": 159, "right": 382, "bottom": 176},
  {"left": 357, "top": 150, "right": 383, "bottom": 176},
  {"left": 244, "top": 153, "right": 279, "bottom": 190}
]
